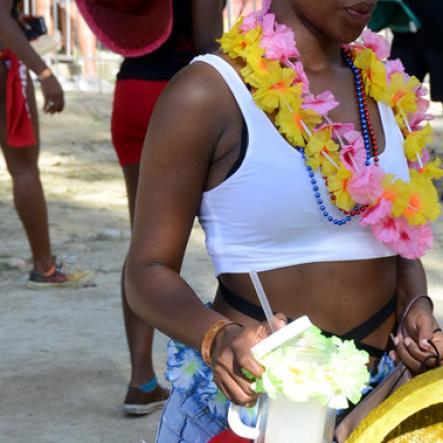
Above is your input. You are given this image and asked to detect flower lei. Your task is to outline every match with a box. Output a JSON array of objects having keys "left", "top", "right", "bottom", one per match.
[
  {"left": 250, "top": 325, "right": 370, "bottom": 409},
  {"left": 219, "top": 6, "right": 443, "bottom": 259}
]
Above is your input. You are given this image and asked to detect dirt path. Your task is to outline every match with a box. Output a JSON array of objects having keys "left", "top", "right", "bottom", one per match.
[{"left": 0, "top": 92, "right": 442, "bottom": 443}]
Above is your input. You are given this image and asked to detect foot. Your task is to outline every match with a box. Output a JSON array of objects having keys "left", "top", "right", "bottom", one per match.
[
  {"left": 123, "top": 384, "right": 169, "bottom": 416},
  {"left": 27, "top": 260, "right": 95, "bottom": 289}
]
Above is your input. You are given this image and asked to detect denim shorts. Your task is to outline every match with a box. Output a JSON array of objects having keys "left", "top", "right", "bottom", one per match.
[{"left": 156, "top": 383, "right": 228, "bottom": 443}]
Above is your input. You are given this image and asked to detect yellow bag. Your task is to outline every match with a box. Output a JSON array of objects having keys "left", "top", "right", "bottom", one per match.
[{"left": 346, "top": 366, "right": 443, "bottom": 443}]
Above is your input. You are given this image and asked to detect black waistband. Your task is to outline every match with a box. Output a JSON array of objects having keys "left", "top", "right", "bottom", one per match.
[{"left": 218, "top": 279, "right": 396, "bottom": 359}]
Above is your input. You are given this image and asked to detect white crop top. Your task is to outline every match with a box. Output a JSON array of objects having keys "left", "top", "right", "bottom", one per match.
[{"left": 194, "top": 54, "right": 410, "bottom": 276}]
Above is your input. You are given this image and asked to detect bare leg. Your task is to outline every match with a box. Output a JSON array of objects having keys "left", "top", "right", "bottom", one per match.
[
  {"left": 0, "top": 64, "right": 53, "bottom": 273},
  {"left": 72, "top": 3, "right": 97, "bottom": 79},
  {"left": 112, "top": 80, "right": 168, "bottom": 413},
  {"left": 122, "top": 162, "right": 155, "bottom": 386},
  {"left": 76, "top": 16, "right": 97, "bottom": 78}
]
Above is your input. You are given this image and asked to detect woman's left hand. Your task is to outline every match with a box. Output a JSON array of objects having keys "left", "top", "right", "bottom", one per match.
[
  {"left": 393, "top": 298, "right": 443, "bottom": 373},
  {"left": 41, "top": 75, "right": 65, "bottom": 113}
]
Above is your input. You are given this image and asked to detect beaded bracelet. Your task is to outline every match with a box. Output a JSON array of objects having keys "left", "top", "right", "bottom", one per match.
[{"left": 201, "top": 319, "right": 239, "bottom": 366}]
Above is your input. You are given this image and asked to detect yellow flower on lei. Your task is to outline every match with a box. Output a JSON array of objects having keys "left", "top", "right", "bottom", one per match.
[
  {"left": 304, "top": 128, "right": 340, "bottom": 176},
  {"left": 384, "top": 72, "right": 420, "bottom": 117},
  {"left": 240, "top": 45, "right": 268, "bottom": 88},
  {"left": 275, "top": 92, "right": 322, "bottom": 147},
  {"left": 394, "top": 112, "right": 408, "bottom": 132},
  {"left": 219, "top": 20, "right": 262, "bottom": 60},
  {"left": 404, "top": 123, "right": 433, "bottom": 161},
  {"left": 252, "top": 64, "right": 303, "bottom": 113},
  {"left": 381, "top": 175, "right": 409, "bottom": 217},
  {"left": 327, "top": 165, "right": 355, "bottom": 212},
  {"left": 402, "top": 175, "right": 441, "bottom": 225},
  {"left": 353, "top": 48, "right": 387, "bottom": 102},
  {"left": 412, "top": 158, "right": 443, "bottom": 181}
]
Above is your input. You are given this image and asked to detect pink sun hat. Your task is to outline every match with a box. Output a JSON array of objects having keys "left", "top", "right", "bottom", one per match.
[{"left": 76, "top": 0, "right": 173, "bottom": 57}]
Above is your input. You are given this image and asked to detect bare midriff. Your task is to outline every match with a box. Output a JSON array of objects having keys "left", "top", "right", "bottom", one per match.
[{"left": 213, "top": 256, "right": 397, "bottom": 353}]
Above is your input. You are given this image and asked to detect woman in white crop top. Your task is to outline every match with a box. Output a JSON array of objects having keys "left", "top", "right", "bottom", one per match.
[{"left": 126, "top": 1, "right": 443, "bottom": 441}]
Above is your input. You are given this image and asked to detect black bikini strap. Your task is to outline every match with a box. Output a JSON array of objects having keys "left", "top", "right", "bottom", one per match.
[
  {"left": 218, "top": 279, "right": 392, "bottom": 359},
  {"left": 338, "top": 296, "right": 396, "bottom": 342},
  {"left": 219, "top": 279, "right": 266, "bottom": 322}
]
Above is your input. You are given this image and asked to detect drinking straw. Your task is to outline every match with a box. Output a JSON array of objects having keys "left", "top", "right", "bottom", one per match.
[{"left": 249, "top": 271, "right": 276, "bottom": 333}]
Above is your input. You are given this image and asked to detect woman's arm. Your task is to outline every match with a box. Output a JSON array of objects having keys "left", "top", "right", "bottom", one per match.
[
  {"left": 125, "top": 63, "right": 272, "bottom": 405},
  {"left": 0, "top": 0, "right": 64, "bottom": 112},
  {"left": 192, "top": 0, "right": 224, "bottom": 53},
  {"left": 395, "top": 257, "right": 442, "bottom": 372},
  {"left": 0, "top": 0, "right": 47, "bottom": 75},
  {"left": 126, "top": 64, "right": 227, "bottom": 348}
]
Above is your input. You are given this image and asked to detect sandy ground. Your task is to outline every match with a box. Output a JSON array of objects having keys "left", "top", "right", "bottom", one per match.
[{"left": 0, "top": 92, "right": 443, "bottom": 443}]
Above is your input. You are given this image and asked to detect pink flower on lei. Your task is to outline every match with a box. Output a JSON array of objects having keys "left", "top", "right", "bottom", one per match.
[
  {"left": 361, "top": 29, "right": 390, "bottom": 60},
  {"left": 385, "top": 59, "right": 405, "bottom": 79},
  {"left": 318, "top": 122, "right": 355, "bottom": 138},
  {"left": 339, "top": 130, "right": 366, "bottom": 171},
  {"left": 348, "top": 164, "right": 384, "bottom": 205},
  {"left": 360, "top": 199, "right": 399, "bottom": 245},
  {"left": 260, "top": 14, "right": 299, "bottom": 61},
  {"left": 416, "top": 85, "right": 428, "bottom": 100},
  {"left": 371, "top": 216, "right": 401, "bottom": 244},
  {"left": 408, "top": 148, "right": 430, "bottom": 170},
  {"left": 415, "top": 86, "right": 431, "bottom": 114},
  {"left": 287, "top": 60, "right": 310, "bottom": 93},
  {"left": 302, "top": 91, "right": 339, "bottom": 116},
  {"left": 409, "top": 111, "right": 434, "bottom": 132},
  {"left": 407, "top": 86, "right": 433, "bottom": 131},
  {"left": 360, "top": 198, "right": 392, "bottom": 227},
  {"left": 240, "top": 12, "right": 262, "bottom": 32},
  {"left": 388, "top": 218, "right": 433, "bottom": 259},
  {"left": 344, "top": 129, "right": 364, "bottom": 145},
  {"left": 363, "top": 209, "right": 433, "bottom": 258},
  {"left": 240, "top": 0, "right": 271, "bottom": 30}
]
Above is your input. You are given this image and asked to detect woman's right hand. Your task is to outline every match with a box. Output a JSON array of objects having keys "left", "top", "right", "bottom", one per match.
[
  {"left": 211, "top": 314, "right": 287, "bottom": 407},
  {"left": 40, "top": 75, "right": 65, "bottom": 114}
]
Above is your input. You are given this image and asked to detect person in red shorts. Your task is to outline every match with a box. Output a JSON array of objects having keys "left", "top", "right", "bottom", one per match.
[
  {"left": 76, "top": 0, "right": 224, "bottom": 415},
  {"left": 0, "top": 0, "right": 94, "bottom": 288}
]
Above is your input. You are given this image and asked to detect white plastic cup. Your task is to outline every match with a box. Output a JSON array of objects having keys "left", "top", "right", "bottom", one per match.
[
  {"left": 228, "top": 394, "right": 334, "bottom": 443},
  {"left": 227, "top": 316, "right": 336, "bottom": 443}
]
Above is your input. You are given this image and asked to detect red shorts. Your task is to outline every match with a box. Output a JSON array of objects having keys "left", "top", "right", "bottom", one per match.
[
  {"left": 111, "top": 79, "right": 168, "bottom": 166},
  {"left": 0, "top": 49, "right": 36, "bottom": 148}
]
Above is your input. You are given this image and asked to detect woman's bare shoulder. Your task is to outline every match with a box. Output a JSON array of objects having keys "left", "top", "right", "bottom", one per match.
[{"left": 156, "top": 58, "right": 237, "bottom": 125}]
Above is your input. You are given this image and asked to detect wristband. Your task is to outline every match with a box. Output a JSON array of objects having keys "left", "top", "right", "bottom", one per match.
[
  {"left": 201, "top": 319, "right": 239, "bottom": 366},
  {"left": 399, "top": 295, "right": 435, "bottom": 337},
  {"left": 38, "top": 68, "right": 53, "bottom": 82},
  {"left": 413, "top": 295, "right": 434, "bottom": 311}
]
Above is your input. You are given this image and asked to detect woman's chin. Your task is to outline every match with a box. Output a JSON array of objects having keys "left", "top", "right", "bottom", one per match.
[
  {"left": 335, "top": 14, "right": 372, "bottom": 43},
  {"left": 339, "top": 28, "right": 368, "bottom": 44}
]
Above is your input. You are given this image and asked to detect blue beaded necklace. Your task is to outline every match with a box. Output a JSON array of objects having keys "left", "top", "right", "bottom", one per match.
[{"left": 300, "top": 49, "right": 378, "bottom": 227}]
